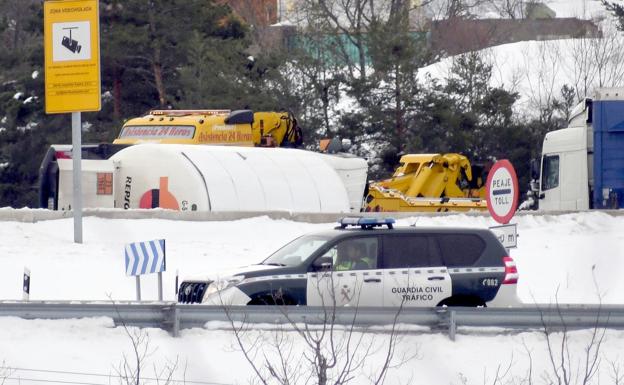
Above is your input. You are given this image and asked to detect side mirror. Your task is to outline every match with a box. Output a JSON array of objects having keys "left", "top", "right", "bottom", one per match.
[
  {"left": 530, "top": 159, "right": 540, "bottom": 180},
  {"left": 529, "top": 180, "right": 539, "bottom": 192},
  {"left": 341, "top": 138, "right": 352, "bottom": 151},
  {"left": 539, "top": 192, "right": 545, "bottom": 199},
  {"left": 312, "top": 256, "right": 333, "bottom": 271}
]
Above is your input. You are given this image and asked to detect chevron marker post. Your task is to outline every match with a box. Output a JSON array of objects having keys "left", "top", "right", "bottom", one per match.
[
  {"left": 23, "top": 267, "right": 30, "bottom": 301},
  {"left": 124, "top": 239, "right": 166, "bottom": 301}
]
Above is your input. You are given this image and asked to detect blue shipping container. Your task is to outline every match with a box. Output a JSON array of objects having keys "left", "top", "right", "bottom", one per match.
[{"left": 592, "top": 100, "right": 624, "bottom": 209}]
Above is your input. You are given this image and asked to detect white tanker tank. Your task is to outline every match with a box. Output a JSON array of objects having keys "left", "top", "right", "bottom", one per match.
[{"left": 56, "top": 144, "right": 368, "bottom": 213}]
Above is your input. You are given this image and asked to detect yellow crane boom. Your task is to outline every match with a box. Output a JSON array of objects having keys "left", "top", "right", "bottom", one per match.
[{"left": 364, "top": 153, "right": 488, "bottom": 212}]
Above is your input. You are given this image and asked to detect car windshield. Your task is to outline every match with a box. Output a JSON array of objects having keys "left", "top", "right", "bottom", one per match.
[{"left": 262, "top": 234, "right": 332, "bottom": 267}]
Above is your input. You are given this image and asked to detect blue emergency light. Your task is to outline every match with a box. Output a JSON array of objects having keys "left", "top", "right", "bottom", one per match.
[{"left": 338, "top": 217, "right": 395, "bottom": 229}]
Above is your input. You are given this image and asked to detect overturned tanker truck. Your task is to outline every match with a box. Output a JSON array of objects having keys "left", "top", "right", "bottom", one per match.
[{"left": 45, "top": 144, "right": 368, "bottom": 214}]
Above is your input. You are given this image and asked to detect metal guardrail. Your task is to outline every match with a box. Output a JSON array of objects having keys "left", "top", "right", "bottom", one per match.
[
  {"left": 0, "top": 301, "right": 622, "bottom": 340},
  {"left": 2, "top": 208, "right": 624, "bottom": 223}
]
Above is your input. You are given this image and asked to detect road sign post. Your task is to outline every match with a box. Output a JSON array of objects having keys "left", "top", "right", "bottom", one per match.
[
  {"left": 23, "top": 267, "right": 31, "bottom": 301},
  {"left": 486, "top": 160, "right": 520, "bottom": 253},
  {"left": 135, "top": 276, "right": 141, "bottom": 301},
  {"left": 124, "top": 240, "right": 167, "bottom": 301},
  {"left": 71, "top": 112, "right": 83, "bottom": 243},
  {"left": 175, "top": 269, "right": 179, "bottom": 296},
  {"left": 44, "top": 0, "right": 101, "bottom": 244}
]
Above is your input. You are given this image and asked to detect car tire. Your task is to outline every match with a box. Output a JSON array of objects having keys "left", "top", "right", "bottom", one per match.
[
  {"left": 437, "top": 296, "right": 486, "bottom": 307},
  {"left": 248, "top": 293, "right": 297, "bottom": 306}
]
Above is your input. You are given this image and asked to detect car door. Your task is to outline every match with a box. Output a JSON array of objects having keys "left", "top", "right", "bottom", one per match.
[
  {"left": 381, "top": 234, "right": 451, "bottom": 307},
  {"left": 437, "top": 233, "right": 498, "bottom": 303},
  {"left": 539, "top": 154, "right": 562, "bottom": 210},
  {"left": 307, "top": 236, "right": 383, "bottom": 307}
]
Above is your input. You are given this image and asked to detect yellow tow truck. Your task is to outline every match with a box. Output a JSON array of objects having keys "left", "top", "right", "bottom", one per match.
[
  {"left": 364, "top": 153, "right": 488, "bottom": 212},
  {"left": 114, "top": 109, "right": 303, "bottom": 147}
]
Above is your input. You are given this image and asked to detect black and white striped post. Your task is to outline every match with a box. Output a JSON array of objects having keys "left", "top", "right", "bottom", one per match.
[
  {"left": 124, "top": 239, "right": 166, "bottom": 301},
  {"left": 175, "top": 269, "right": 179, "bottom": 296},
  {"left": 23, "top": 267, "right": 30, "bottom": 301}
]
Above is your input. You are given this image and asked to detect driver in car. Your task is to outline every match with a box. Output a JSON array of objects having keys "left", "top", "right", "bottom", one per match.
[{"left": 335, "top": 242, "right": 370, "bottom": 271}]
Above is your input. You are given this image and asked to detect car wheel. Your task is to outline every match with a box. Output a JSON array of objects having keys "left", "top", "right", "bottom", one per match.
[
  {"left": 248, "top": 293, "right": 296, "bottom": 306},
  {"left": 437, "top": 296, "right": 486, "bottom": 307}
]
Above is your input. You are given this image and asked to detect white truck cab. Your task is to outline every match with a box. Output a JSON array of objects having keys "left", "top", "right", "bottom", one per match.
[
  {"left": 534, "top": 88, "right": 624, "bottom": 211},
  {"left": 538, "top": 107, "right": 592, "bottom": 211}
]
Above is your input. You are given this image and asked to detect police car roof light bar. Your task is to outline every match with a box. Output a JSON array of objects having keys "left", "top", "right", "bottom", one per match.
[{"left": 338, "top": 217, "right": 395, "bottom": 229}]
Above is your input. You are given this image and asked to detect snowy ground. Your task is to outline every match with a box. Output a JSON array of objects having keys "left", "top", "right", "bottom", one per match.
[
  {"left": 0, "top": 211, "right": 623, "bottom": 385},
  {"left": 1, "top": 212, "right": 623, "bottom": 304}
]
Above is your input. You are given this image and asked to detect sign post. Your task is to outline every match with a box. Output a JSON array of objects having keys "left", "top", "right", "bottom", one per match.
[
  {"left": 486, "top": 160, "right": 520, "bottom": 253},
  {"left": 44, "top": 0, "right": 101, "bottom": 244},
  {"left": 71, "top": 112, "right": 82, "bottom": 243},
  {"left": 175, "top": 269, "right": 179, "bottom": 296},
  {"left": 125, "top": 239, "right": 166, "bottom": 301},
  {"left": 23, "top": 267, "right": 31, "bottom": 301}
]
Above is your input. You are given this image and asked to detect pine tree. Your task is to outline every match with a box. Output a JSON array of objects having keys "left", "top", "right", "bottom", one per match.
[
  {"left": 0, "top": 0, "right": 51, "bottom": 207},
  {"left": 364, "top": 0, "right": 429, "bottom": 167},
  {"left": 602, "top": 1, "right": 624, "bottom": 31},
  {"left": 0, "top": 0, "right": 254, "bottom": 207}
]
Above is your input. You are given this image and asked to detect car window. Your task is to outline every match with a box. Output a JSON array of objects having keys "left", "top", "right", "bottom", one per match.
[
  {"left": 382, "top": 235, "right": 443, "bottom": 268},
  {"left": 321, "top": 237, "right": 378, "bottom": 271},
  {"left": 263, "top": 234, "right": 332, "bottom": 267},
  {"left": 436, "top": 234, "right": 485, "bottom": 267}
]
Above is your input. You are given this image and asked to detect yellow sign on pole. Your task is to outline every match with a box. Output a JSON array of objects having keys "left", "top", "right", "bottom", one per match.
[{"left": 44, "top": 0, "right": 101, "bottom": 114}]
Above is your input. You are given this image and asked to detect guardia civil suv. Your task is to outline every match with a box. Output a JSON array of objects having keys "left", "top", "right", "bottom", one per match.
[{"left": 178, "top": 218, "right": 519, "bottom": 307}]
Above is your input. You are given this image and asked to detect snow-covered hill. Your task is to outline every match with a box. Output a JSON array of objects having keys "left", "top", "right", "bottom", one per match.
[{"left": 421, "top": 0, "right": 623, "bottom": 115}]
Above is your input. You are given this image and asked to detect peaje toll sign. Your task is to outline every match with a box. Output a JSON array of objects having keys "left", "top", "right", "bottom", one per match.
[
  {"left": 486, "top": 159, "right": 519, "bottom": 224},
  {"left": 44, "top": 0, "right": 101, "bottom": 113}
]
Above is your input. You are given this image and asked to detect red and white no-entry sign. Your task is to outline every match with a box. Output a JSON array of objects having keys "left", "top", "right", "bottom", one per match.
[{"left": 486, "top": 160, "right": 519, "bottom": 224}]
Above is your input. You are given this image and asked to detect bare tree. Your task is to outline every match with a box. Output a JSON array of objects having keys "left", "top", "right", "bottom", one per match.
[
  {"left": 221, "top": 275, "right": 417, "bottom": 385},
  {"left": 284, "top": 13, "right": 345, "bottom": 136},
  {"left": 290, "top": 0, "right": 432, "bottom": 80},
  {"left": 0, "top": 362, "right": 14, "bottom": 385},
  {"left": 515, "top": 4, "right": 624, "bottom": 106},
  {"left": 284, "top": 0, "right": 435, "bottom": 152},
  {"left": 537, "top": 287, "right": 607, "bottom": 385},
  {"left": 485, "top": 0, "right": 526, "bottom": 19},
  {"left": 564, "top": 20, "right": 624, "bottom": 101},
  {"left": 108, "top": 295, "right": 181, "bottom": 385},
  {"left": 520, "top": 40, "right": 566, "bottom": 126},
  {"left": 520, "top": 340, "right": 535, "bottom": 385},
  {"left": 426, "top": 0, "right": 492, "bottom": 20},
  {"left": 608, "top": 360, "right": 624, "bottom": 385}
]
